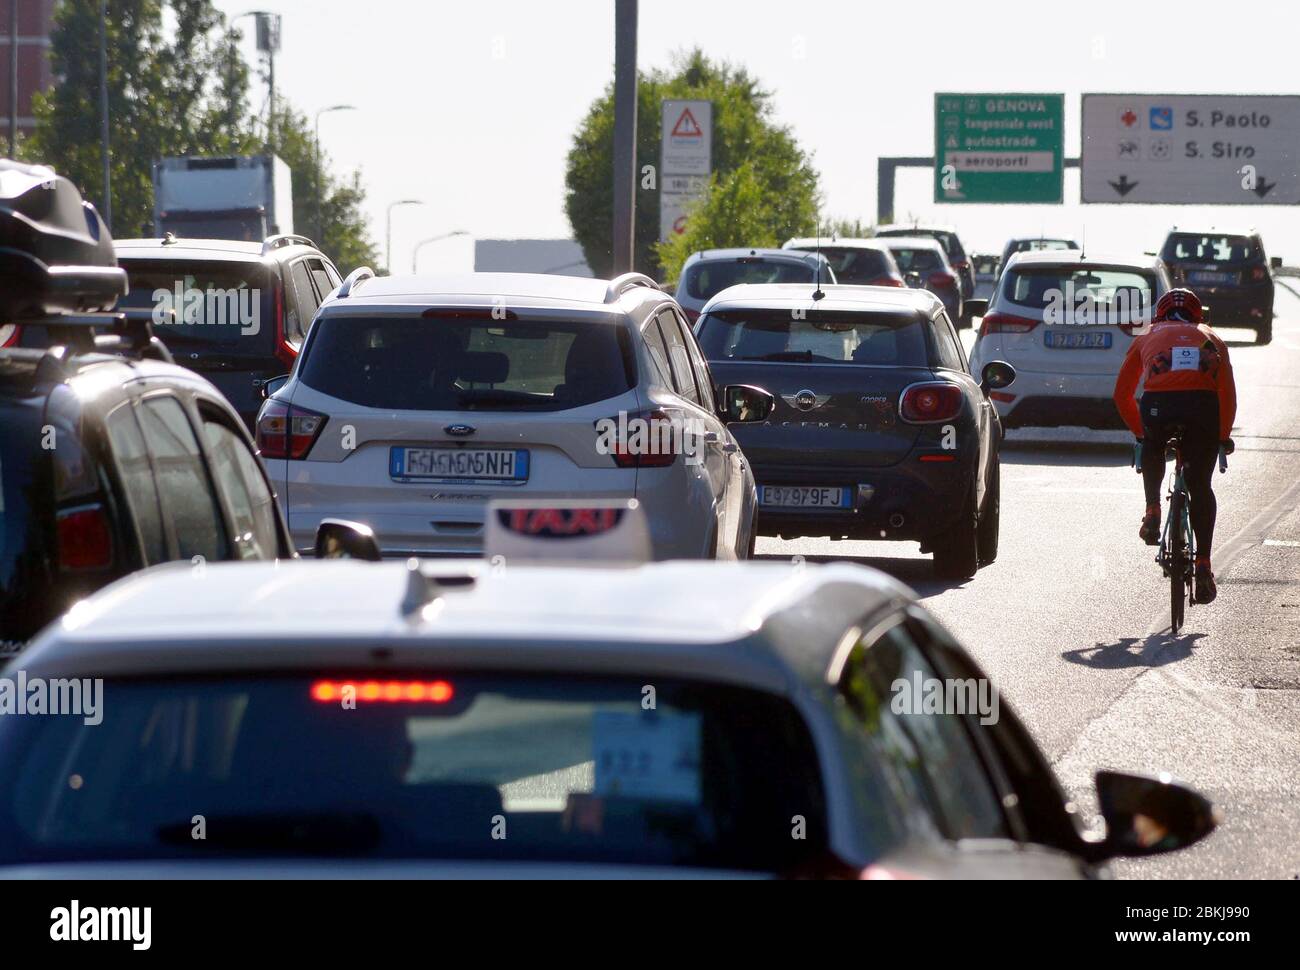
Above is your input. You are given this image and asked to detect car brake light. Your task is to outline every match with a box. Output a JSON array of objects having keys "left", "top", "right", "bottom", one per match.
[
  {"left": 598, "top": 409, "right": 678, "bottom": 468},
  {"left": 900, "top": 382, "right": 963, "bottom": 424},
  {"left": 273, "top": 280, "right": 296, "bottom": 369},
  {"left": 928, "top": 272, "right": 957, "bottom": 288},
  {"left": 868, "top": 276, "right": 907, "bottom": 288},
  {"left": 311, "top": 680, "right": 455, "bottom": 704},
  {"left": 1251, "top": 266, "right": 1267, "bottom": 281},
  {"left": 56, "top": 505, "right": 113, "bottom": 571},
  {"left": 0, "top": 324, "right": 19, "bottom": 347},
  {"left": 989, "top": 391, "right": 1016, "bottom": 403},
  {"left": 257, "top": 399, "right": 328, "bottom": 459},
  {"left": 980, "top": 312, "right": 1040, "bottom": 336}
]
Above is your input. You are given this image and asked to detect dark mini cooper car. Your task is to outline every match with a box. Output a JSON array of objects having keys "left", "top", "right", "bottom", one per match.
[
  {"left": 695, "top": 284, "right": 1014, "bottom": 579},
  {"left": 1160, "top": 228, "right": 1275, "bottom": 343}
]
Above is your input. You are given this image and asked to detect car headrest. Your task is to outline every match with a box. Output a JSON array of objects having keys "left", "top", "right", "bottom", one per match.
[{"left": 457, "top": 350, "right": 509, "bottom": 385}]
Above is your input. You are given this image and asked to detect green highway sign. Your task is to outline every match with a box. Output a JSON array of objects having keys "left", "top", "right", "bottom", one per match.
[{"left": 934, "top": 93, "right": 1064, "bottom": 203}]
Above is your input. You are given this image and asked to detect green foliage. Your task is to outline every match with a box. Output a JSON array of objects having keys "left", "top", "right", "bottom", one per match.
[
  {"left": 25, "top": 0, "right": 378, "bottom": 272},
  {"left": 565, "top": 49, "right": 821, "bottom": 282}
]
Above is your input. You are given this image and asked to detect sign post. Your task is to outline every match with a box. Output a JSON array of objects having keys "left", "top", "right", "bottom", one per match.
[
  {"left": 934, "top": 93, "right": 1064, "bottom": 204},
  {"left": 1081, "top": 94, "right": 1300, "bottom": 205},
  {"left": 660, "top": 100, "right": 712, "bottom": 242}
]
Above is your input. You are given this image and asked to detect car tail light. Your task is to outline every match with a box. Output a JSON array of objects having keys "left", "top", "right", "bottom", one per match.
[
  {"left": 683, "top": 308, "right": 701, "bottom": 326},
  {"left": 989, "top": 391, "right": 1016, "bottom": 403},
  {"left": 900, "top": 382, "right": 963, "bottom": 424},
  {"left": 928, "top": 272, "right": 957, "bottom": 289},
  {"left": 598, "top": 409, "right": 678, "bottom": 468},
  {"left": 272, "top": 280, "right": 296, "bottom": 369},
  {"left": 0, "top": 324, "right": 19, "bottom": 347},
  {"left": 57, "top": 505, "right": 113, "bottom": 571},
  {"left": 980, "top": 312, "right": 1040, "bottom": 336},
  {"left": 918, "top": 454, "right": 956, "bottom": 463},
  {"left": 1251, "top": 266, "right": 1267, "bottom": 281},
  {"left": 868, "top": 276, "right": 907, "bottom": 288},
  {"left": 311, "top": 680, "right": 454, "bottom": 704},
  {"left": 257, "top": 399, "right": 328, "bottom": 459}
]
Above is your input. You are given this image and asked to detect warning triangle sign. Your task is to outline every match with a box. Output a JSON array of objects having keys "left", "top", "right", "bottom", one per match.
[{"left": 671, "top": 108, "right": 703, "bottom": 138}]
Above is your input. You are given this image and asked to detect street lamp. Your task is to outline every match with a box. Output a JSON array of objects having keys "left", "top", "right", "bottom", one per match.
[
  {"left": 314, "top": 104, "right": 356, "bottom": 244},
  {"left": 411, "top": 230, "right": 468, "bottom": 274},
  {"left": 386, "top": 199, "right": 425, "bottom": 273}
]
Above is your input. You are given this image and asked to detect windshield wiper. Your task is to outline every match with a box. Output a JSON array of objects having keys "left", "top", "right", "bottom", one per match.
[{"left": 156, "top": 812, "right": 382, "bottom": 852}]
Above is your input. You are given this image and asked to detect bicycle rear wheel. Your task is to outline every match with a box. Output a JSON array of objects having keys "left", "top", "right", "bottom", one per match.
[{"left": 1169, "top": 490, "right": 1187, "bottom": 633}]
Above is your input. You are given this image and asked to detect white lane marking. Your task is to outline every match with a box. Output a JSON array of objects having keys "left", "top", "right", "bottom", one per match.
[{"left": 1263, "top": 539, "right": 1300, "bottom": 548}]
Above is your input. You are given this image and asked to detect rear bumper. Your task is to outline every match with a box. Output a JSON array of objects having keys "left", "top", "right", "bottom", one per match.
[
  {"left": 751, "top": 456, "right": 977, "bottom": 541},
  {"left": 1199, "top": 286, "right": 1272, "bottom": 327},
  {"left": 981, "top": 369, "right": 1124, "bottom": 430}
]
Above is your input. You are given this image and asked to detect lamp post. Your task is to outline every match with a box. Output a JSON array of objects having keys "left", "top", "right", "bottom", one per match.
[
  {"left": 98, "top": 0, "right": 110, "bottom": 229},
  {"left": 411, "top": 230, "right": 468, "bottom": 274},
  {"left": 385, "top": 199, "right": 424, "bottom": 273},
  {"left": 314, "top": 104, "right": 356, "bottom": 244}
]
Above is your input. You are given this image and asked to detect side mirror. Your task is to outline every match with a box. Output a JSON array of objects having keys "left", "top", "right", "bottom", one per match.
[
  {"left": 1093, "top": 770, "right": 1219, "bottom": 860},
  {"left": 964, "top": 298, "right": 989, "bottom": 320},
  {"left": 721, "top": 384, "right": 775, "bottom": 423},
  {"left": 1270, "top": 256, "right": 1282, "bottom": 270},
  {"left": 979, "top": 360, "right": 1016, "bottom": 393},
  {"left": 259, "top": 374, "right": 290, "bottom": 400},
  {"left": 904, "top": 271, "right": 923, "bottom": 288},
  {"left": 314, "top": 519, "right": 382, "bottom": 561}
]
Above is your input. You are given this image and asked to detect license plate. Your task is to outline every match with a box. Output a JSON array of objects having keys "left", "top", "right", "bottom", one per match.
[
  {"left": 389, "top": 447, "right": 530, "bottom": 483},
  {"left": 1188, "top": 270, "right": 1237, "bottom": 286},
  {"left": 1044, "top": 331, "right": 1112, "bottom": 350},
  {"left": 760, "top": 486, "right": 850, "bottom": 509}
]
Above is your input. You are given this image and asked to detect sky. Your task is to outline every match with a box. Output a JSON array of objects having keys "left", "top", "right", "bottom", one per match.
[{"left": 211, "top": 0, "right": 1300, "bottom": 276}]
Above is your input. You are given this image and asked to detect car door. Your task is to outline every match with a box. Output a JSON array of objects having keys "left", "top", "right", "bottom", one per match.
[
  {"left": 654, "top": 306, "right": 733, "bottom": 554},
  {"left": 933, "top": 309, "right": 993, "bottom": 508},
  {"left": 196, "top": 401, "right": 292, "bottom": 560}
]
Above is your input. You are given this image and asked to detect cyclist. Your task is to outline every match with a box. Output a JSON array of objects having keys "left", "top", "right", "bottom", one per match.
[{"left": 1113, "top": 288, "right": 1237, "bottom": 604}]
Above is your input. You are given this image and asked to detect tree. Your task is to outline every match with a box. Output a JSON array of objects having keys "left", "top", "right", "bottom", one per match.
[
  {"left": 565, "top": 49, "right": 821, "bottom": 282},
  {"left": 25, "top": 0, "right": 379, "bottom": 274}
]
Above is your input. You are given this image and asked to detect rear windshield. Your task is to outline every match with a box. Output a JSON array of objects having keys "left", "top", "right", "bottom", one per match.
[
  {"left": 116, "top": 259, "right": 270, "bottom": 346},
  {"left": 683, "top": 258, "right": 817, "bottom": 302},
  {"left": 879, "top": 230, "right": 960, "bottom": 259},
  {"left": 1004, "top": 265, "right": 1157, "bottom": 316},
  {"left": 795, "top": 247, "right": 894, "bottom": 285},
  {"left": 887, "top": 247, "right": 944, "bottom": 273},
  {"left": 298, "top": 316, "right": 635, "bottom": 412},
  {"left": 1009, "top": 239, "right": 1077, "bottom": 254},
  {"left": 697, "top": 309, "right": 929, "bottom": 365},
  {"left": 1162, "top": 234, "right": 1262, "bottom": 266},
  {"left": 0, "top": 674, "right": 828, "bottom": 872}
]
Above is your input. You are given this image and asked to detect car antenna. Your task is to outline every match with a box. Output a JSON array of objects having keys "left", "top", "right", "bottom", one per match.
[
  {"left": 813, "top": 221, "right": 826, "bottom": 301},
  {"left": 1080, "top": 223, "right": 1087, "bottom": 260}
]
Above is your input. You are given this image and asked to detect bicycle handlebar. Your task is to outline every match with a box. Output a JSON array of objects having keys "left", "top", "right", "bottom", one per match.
[{"left": 1218, "top": 446, "right": 1229, "bottom": 474}]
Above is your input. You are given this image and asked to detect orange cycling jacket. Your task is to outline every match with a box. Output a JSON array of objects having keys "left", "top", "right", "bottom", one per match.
[{"left": 1113, "top": 320, "right": 1237, "bottom": 440}]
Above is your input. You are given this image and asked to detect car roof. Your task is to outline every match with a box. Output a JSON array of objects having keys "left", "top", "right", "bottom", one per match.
[
  {"left": 1004, "top": 236, "right": 1078, "bottom": 247},
  {"left": 1001, "top": 250, "right": 1163, "bottom": 271},
  {"left": 702, "top": 282, "right": 939, "bottom": 315},
  {"left": 685, "top": 248, "right": 828, "bottom": 266},
  {"left": 875, "top": 236, "right": 946, "bottom": 251},
  {"left": 321, "top": 272, "right": 662, "bottom": 314},
  {"left": 1163, "top": 227, "right": 1259, "bottom": 239},
  {"left": 876, "top": 225, "right": 959, "bottom": 236},
  {"left": 784, "top": 238, "right": 890, "bottom": 252},
  {"left": 18, "top": 560, "right": 914, "bottom": 693}
]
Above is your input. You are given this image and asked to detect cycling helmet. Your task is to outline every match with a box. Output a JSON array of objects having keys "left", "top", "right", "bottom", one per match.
[{"left": 1154, "top": 288, "right": 1204, "bottom": 324}]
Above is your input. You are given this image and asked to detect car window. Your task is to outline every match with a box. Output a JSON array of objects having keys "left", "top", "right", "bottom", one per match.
[
  {"left": 845, "top": 620, "right": 1008, "bottom": 841},
  {"left": 1162, "top": 233, "right": 1262, "bottom": 265},
  {"left": 287, "top": 260, "right": 321, "bottom": 345},
  {"left": 656, "top": 309, "right": 700, "bottom": 405},
  {"left": 641, "top": 316, "right": 674, "bottom": 388},
  {"left": 138, "top": 396, "right": 227, "bottom": 562},
  {"left": 1004, "top": 265, "right": 1156, "bottom": 320},
  {"left": 115, "top": 258, "right": 269, "bottom": 348},
  {"left": 683, "top": 258, "right": 816, "bottom": 302},
  {"left": 932, "top": 313, "right": 965, "bottom": 371},
  {"left": 677, "top": 310, "right": 717, "bottom": 413},
  {"left": 792, "top": 246, "right": 894, "bottom": 285},
  {"left": 103, "top": 402, "right": 167, "bottom": 565},
  {"left": 298, "top": 316, "right": 635, "bottom": 412},
  {"left": 697, "top": 309, "right": 929, "bottom": 366},
  {"left": 889, "top": 247, "right": 943, "bottom": 274},
  {"left": 308, "top": 259, "right": 336, "bottom": 306},
  {"left": 202, "top": 418, "right": 280, "bottom": 561}
]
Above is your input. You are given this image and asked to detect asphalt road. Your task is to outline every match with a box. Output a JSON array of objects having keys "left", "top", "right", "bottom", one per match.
[{"left": 758, "top": 287, "right": 1300, "bottom": 879}]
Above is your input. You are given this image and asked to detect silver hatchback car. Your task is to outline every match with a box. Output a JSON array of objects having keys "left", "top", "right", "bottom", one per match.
[{"left": 257, "top": 271, "right": 774, "bottom": 560}]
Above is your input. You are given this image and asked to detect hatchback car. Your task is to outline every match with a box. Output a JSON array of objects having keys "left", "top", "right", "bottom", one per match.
[
  {"left": 258, "top": 271, "right": 773, "bottom": 560},
  {"left": 0, "top": 554, "right": 1218, "bottom": 878},
  {"left": 876, "top": 236, "right": 965, "bottom": 326},
  {"left": 966, "top": 251, "right": 1170, "bottom": 431},
  {"left": 673, "top": 248, "right": 834, "bottom": 324},
  {"left": 1159, "top": 228, "right": 1275, "bottom": 343},
  {"left": 876, "top": 224, "right": 975, "bottom": 306},
  {"left": 105, "top": 235, "right": 344, "bottom": 428},
  {"left": 695, "top": 283, "right": 1012, "bottom": 579},
  {"left": 782, "top": 238, "right": 905, "bottom": 287}
]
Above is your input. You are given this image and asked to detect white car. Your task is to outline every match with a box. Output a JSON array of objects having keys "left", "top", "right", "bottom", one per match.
[
  {"left": 967, "top": 251, "right": 1171, "bottom": 430},
  {"left": 0, "top": 547, "right": 1218, "bottom": 878},
  {"left": 256, "top": 271, "right": 773, "bottom": 559}
]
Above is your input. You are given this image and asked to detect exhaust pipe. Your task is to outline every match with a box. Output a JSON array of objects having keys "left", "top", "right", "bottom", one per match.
[{"left": 888, "top": 513, "right": 906, "bottom": 529}]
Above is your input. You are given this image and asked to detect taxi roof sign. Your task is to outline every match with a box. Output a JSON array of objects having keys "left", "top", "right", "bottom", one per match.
[{"left": 484, "top": 499, "right": 651, "bottom": 565}]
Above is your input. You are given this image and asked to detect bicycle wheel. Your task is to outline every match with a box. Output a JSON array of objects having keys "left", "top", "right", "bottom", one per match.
[{"left": 1169, "top": 489, "right": 1187, "bottom": 633}]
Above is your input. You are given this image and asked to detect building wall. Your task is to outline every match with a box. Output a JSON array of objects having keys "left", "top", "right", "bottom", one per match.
[{"left": 0, "top": 0, "right": 58, "bottom": 149}]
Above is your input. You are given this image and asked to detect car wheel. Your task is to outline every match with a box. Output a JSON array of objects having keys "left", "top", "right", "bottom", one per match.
[
  {"left": 932, "top": 481, "right": 979, "bottom": 580},
  {"left": 744, "top": 515, "right": 758, "bottom": 560},
  {"left": 1257, "top": 319, "right": 1273, "bottom": 345},
  {"left": 977, "top": 457, "right": 1000, "bottom": 566}
]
